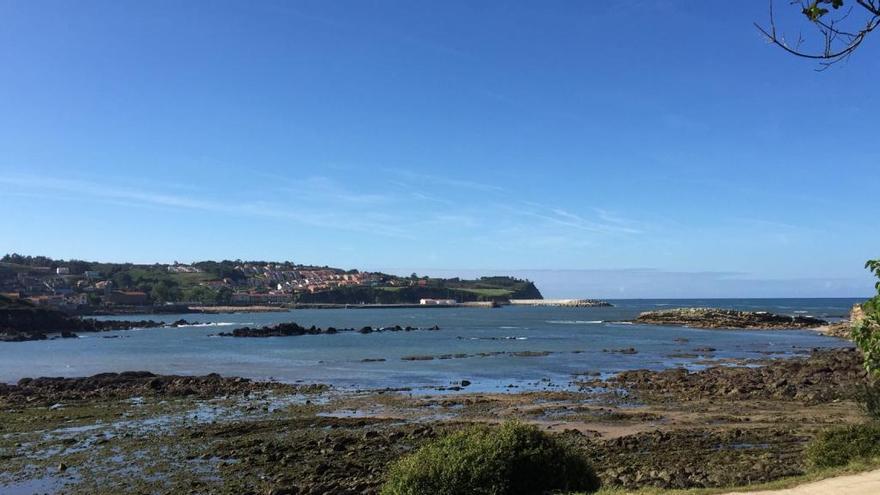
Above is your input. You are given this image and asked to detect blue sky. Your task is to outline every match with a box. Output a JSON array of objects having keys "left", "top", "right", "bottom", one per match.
[{"left": 1, "top": 1, "right": 877, "bottom": 298}]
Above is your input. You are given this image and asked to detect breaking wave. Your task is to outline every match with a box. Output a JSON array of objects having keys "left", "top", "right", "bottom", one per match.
[{"left": 173, "top": 322, "right": 239, "bottom": 328}]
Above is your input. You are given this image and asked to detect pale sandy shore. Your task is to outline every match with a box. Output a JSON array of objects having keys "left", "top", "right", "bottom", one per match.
[{"left": 721, "top": 469, "right": 880, "bottom": 495}]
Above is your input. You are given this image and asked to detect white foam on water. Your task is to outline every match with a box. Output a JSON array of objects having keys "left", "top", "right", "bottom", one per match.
[
  {"left": 546, "top": 320, "right": 604, "bottom": 325},
  {"left": 174, "top": 322, "right": 239, "bottom": 328}
]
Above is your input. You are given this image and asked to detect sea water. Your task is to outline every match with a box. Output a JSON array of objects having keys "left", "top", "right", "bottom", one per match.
[{"left": 0, "top": 298, "right": 858, "bottom": 392}]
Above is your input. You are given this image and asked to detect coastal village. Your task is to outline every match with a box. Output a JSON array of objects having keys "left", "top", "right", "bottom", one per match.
[
  {"left": 0, "top": 254, "right": 547, "bottom": 312},
  {"left": 0, "top": 255, "right": 393, "bottom": 311}
]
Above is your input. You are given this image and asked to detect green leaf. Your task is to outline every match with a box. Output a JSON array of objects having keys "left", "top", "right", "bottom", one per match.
[{"left": 803, "top": 3, "right": 830, "bottom": 21}]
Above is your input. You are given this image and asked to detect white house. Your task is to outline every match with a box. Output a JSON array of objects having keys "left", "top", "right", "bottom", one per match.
[{"left": 419, "top": 298, "right": 457, "bottom": 306}]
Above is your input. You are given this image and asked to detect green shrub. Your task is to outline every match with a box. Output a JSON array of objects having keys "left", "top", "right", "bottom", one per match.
[
  {"left": 852, "top": 259, "right": 880, "bottom": 375},
  {"left": 805, "top": 422, "right": 880, "bottom": 469},
  {"left": 381, "top": 422, "right": 600, "bottom": 495},
  {"left": 856, "top": 382, "right": 880, "bottom": 421}
]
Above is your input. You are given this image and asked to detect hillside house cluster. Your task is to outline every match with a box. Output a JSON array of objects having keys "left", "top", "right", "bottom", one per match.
[
  {"left": 0, "top": 265, "right": 149, "bottom": 311},
  {"left": 1, "top": 257, "right": 419, "bottom": 310},
  {"left": 223, "top": 263, "right": 387, "bottom": 303}
]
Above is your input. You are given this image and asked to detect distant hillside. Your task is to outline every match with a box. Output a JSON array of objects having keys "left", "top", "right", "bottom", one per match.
[
  {"left": 295, "top": 277, "right": 543, "bottom": 304},
  {"left": 1, "top": 254, "right": 543, "bottom": 307}
]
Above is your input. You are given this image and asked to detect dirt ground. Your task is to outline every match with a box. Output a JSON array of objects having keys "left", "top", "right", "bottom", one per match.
[{"left": 721, "top": 468, "right": 880, "bottom": 495}]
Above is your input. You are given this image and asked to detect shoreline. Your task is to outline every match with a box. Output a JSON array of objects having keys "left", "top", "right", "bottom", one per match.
[{"left": 1, "top": 347, "right": 872, "bottom": 494}]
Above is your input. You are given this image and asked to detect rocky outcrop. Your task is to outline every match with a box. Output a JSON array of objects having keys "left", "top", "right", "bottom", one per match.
[
  {"left": 820, "top": 320, "right": 854, "bottom": 339},
  {"left": 597, "top": 347, "right": 865, "bottom": 403},
  {"left": 219, "top": 322, "right": 440, "bottom": 338},
  {"left": 0, "top": 301, "right": 198, "bottom": 342},
  {"left": 0, "top": 371, "right": 325, "bottom": 405},
  {"left": 212, "top": 419, "right": 440, "bottom": 495},
  {"left": 634, "top": 308, "right": 827, "bottom": 329},
  {"left": 814, "top": 305, "right": 870, "bottom": 339},
  {"left": 507, "top": 299, "right": 613, "bottom": 307},
  {"left": 582, "top": 427, "right": 808, "bottom": 489}
]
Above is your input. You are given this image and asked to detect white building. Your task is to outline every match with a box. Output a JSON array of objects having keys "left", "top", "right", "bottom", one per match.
[{"left": 419, "top": 298, "right": 457, "bottom": 306}]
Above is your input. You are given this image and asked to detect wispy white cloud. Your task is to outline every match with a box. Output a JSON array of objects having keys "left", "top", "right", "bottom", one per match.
[
  {"left": 1, "top": 169, "right": 652, "bottom": 258},
  {"left": 282, "top": 176, "right": 392, "bottom": 205},
  {"left": 386, "top": 169, "right": 506, "bottom": 192},
  {"left": 499, "top": 201, "right": 644, "bottom": 235},
  {"left": 730, "top": 217, "right": 818, "bottom": 233},
  {"left": 0, "top": 174, "right": 414, "bottom": 239}
]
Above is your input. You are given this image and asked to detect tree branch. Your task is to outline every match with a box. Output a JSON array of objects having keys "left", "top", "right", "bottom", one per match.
[{"left": 755, "top": 0, "right": 880, "bottom": 69}]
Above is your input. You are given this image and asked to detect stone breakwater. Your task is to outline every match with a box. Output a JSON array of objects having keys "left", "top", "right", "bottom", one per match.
[
  {"left": 634, "top": 308, "right": 827, "bottom": 329},
  {"left": 217, "top": 322, "right": 441, "bottom": 338}
]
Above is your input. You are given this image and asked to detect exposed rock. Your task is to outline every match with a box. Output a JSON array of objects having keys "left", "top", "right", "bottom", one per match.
[
  {"left": 816, "top": 304, "right": 865, "bottom": 339},
  {"left": 604, "top": 347, "right": 638, "bottom": 355},
  {"left": 0, "top": 300, "right": 198, "bottom": 342},
  {"left": 401, "top": 355, "right": 434, "bottom": 361},
  {"left": 510, "top": 350, "right": 552, "bottom": 357},
  {"left": 820, "top": 320, "right": 853, "bottom": 339},
  {"left": 579, "top": 427, "right": 808, "bottom": 490},
  {"left": 0, "top": 371, "right": 326, "bottom": 405},
  {"left": 635, "top": 308, "right": 827, "bottom": 329},
  {"left": 223, "top": 322, "right": 440, "bottom": 338},
  {"left": 597, "top": 347, "right": 865, "bottom": 403}
]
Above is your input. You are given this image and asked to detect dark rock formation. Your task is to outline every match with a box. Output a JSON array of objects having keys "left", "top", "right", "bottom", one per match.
[
  {"left": 0, "top": 371, "right": 326, "bottom": 405},
  {"left": 594, "top": 347, "right": 865, "bottom": 403},
  {"left": 581, "top": 427, "right": 808, "bottom": 490},
  {"left": 0, "top": 315, "right": 199, "bottom": 343},
  {"left": 0, "top": 296, "right": 203, "bottom": 341},
  {"left": 604, "top": 347, "right": 638, "bottom": 354},
  {"left": 635, "top": 308, "right": 827, "bottom": 329},
  {"left": 221, "top": 322, "right": 440, "bottom": 338}
]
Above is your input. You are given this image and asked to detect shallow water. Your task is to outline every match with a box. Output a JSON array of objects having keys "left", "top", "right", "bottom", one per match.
[{"left": 0, "top": 298, "right": 858, "bottom": 392}]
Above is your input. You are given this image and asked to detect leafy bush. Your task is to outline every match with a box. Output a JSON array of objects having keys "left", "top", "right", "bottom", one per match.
[
  {"left": 805, "top": 422, "right": 880, "bottom": 469},
  {"left": 852, "top": 260, "right": 880, "bottom": 375},
  {"left": 856, "top": 382, "right": 880, "bottom": 421},
  {"left": 382, "top": 422, "right": 600, "bottom": 495}
]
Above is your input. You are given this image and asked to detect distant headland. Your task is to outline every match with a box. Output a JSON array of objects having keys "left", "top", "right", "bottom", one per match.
[{"left": 0, "top": 253, "right": 605, "bottom": 314}]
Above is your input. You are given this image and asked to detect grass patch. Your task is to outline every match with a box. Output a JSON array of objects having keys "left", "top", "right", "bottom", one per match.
[
  {"left": 169, "top": 271, "right": 214, "bottom": 285},
  {"left": 381, "top": 421, "right": 599, "bottom": 495},
  {"left": 456, "top": 288, "right": 514, "bottom": 297},
  {"left": 805, "top": 422, "right": 880, "bottom": 469}
]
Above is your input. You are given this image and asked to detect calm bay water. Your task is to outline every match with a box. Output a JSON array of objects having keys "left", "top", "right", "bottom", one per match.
[{"left": 0, "top": 298, "right": 858, "bottom": 392}]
